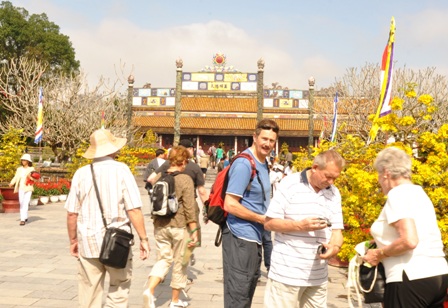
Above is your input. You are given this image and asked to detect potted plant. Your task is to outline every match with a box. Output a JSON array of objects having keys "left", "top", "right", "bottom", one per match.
[
  {"left": 34, "top": 182, "right": 50, "bottom": 204},
  {"left": 48, "top": 183, "right": 62, "bottom": 203},
  {"left": 58, "top": 179, "right": 71, "bottom": 201},
  {"left": 0, "top": 128, "right": 27, "bottom": 212}
]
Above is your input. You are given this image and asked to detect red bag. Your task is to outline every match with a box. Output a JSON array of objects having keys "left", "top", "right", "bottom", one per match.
[
  {"left": 26, "top": 171, "right": 41, "bottom": 186},
  {"left": 204, "top": 152, "right": 260, "bottom": 245}
]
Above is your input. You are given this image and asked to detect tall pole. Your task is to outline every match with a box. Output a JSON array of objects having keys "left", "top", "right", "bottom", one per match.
[
  {"left": 257, "top": 58, "right": 265, "bottom": 122},
  {"left": 307, "top": 76, "right": 315, "bottom": 154},
  {"left": 127, "top": 75, "right": 134, "bottom": 143},
  {"left": 174, "top": 58, "right": 183, "bottom": 147}
]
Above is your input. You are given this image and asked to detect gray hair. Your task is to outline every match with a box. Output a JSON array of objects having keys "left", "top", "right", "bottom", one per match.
[
  {"left": 314, "top": 149, "right": 345, "bottom": 169},
  {"left": 374, "top": 147, "right": 412, "bottom": 179}
]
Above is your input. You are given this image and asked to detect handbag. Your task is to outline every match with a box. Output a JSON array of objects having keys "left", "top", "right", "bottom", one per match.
[
  {"left": 357, "top": 258, "right": 386, "bottom": 303},
  {"left": 90, "top": 164, "right": 134, "bottom": 269}
]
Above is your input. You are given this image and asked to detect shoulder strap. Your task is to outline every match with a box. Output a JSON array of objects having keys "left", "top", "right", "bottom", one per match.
[
  {"left": 170, "top": 171, "right": 180, "bottom": 177},
  {"left": 90, "top": 164, "right": 108, "bottom": 229},
  {"left": 229, "top": 153, "right": 267, "bottom": 201}
]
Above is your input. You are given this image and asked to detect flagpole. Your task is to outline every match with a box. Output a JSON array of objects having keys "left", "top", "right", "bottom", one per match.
[
  {"left": 34, "top": 87, "right": 44, "bottom": 164},
  {"left": 39, "top": 140, "right": 42, "bottom": 164},
  {"left": 330, "top": 92, "right": 338, "bottom": 142}
]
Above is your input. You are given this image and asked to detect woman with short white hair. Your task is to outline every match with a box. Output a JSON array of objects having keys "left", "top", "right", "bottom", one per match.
[{"left": 363, "top": 147, "right": 448, "bottom": 307}]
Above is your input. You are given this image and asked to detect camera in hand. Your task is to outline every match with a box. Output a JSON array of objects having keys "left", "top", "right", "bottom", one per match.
[
  {"left": 318, "top": 217, "right": 332, "bottom": 227},
  {"left": 317, "top": 244, "right": 327, "bottom": 254}
]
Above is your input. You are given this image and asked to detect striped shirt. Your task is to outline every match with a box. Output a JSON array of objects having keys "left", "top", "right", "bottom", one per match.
[
  {"left": 266, "top": 168, "right": 344, "bottom": 286},
  {"left": 64, "top": 157, "right": 142, "bottom": 258}
]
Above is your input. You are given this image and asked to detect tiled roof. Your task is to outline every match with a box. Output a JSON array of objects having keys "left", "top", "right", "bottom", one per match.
[
  {"left": 132, "top": 95, "right": 373, "bottom": 137},
  {"left": 134, "top": 116, "right": 324, "bottom": 137},
  {"left": 181, "top": 97, "right": 258, "bottom": 112}
]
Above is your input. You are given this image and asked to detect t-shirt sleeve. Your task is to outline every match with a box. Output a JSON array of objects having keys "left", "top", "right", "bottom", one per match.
[
  {"left": 384, "top": 187, "right": 414, "bottom": 224},
  {"left": 155, "top": 160, "right": 170, "bottom": 174},
  {"left": 226, "top": 158, "right": 252, "bottom": 197},
  {"left": 193, "top": 164, "right": 205, "bottom": 187}
]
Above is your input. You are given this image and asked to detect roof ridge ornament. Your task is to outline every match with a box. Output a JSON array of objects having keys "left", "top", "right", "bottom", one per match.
[{"left": 200, "top": 52, "right": 239, "bottom": 73}]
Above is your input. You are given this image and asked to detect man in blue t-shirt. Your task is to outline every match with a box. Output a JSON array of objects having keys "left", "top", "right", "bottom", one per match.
[{"left": 222, "top": 119, "right": 280, "bottom": 308}]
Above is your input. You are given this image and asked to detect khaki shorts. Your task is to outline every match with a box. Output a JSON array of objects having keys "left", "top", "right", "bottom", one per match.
[{"left": 264, "top": 278, "right": 327, "bottom": 308}]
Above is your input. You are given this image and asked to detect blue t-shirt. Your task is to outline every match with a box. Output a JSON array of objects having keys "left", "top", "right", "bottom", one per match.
[{"left": 225, "top": 150, "right": 270, "bottom": 244}]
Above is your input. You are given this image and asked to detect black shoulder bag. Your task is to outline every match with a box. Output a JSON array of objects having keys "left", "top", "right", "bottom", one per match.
[
  {"left": 357, "top": 242, "right": 386, "bottom": 303},
  {"left": 90, "top": 164, "right": 134, "bottom": 269}
]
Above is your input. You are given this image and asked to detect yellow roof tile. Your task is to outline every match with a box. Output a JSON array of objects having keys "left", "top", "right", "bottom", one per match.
[{"left": 134, "top": 116, "right": 324, "bottom": 136}]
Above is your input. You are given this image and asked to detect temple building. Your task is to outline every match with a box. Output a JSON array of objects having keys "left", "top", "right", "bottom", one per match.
[{"left": 131, "top": 54, "right": 336, "bottom": 154}]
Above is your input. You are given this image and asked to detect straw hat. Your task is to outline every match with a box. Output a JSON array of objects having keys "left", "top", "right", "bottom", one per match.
[
  {"left": 83, "top": 129, "right": 127, "bottom": 159},
  {"left": 20, "top": 154, "right": 32, "bottom": 162}
]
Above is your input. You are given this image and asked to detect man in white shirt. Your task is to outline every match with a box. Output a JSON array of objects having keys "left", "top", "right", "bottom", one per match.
[
  {"left": 65, "top": 129, "right": 150, "bottom": 308},
  {"left": 264, "top": 150, "right": 345, "bottom": 308}
]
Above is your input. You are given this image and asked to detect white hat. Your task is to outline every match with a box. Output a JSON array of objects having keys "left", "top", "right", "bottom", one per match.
[
  {"left": 20, "top": 154, "right": 32, "bottom": 162},
  {"left": 83, "top": 129, "right": 127, "bottom": 159}
]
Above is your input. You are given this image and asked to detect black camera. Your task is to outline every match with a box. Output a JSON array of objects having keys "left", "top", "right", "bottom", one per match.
[
  {"left": 317, "top": 244, "right": 327, "bottom": 254},
  {"left": 318, "top": 217, "right": 332, "bottom": 227}
]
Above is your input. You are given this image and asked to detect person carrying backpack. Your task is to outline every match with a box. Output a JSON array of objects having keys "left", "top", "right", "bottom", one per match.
[
  {"left": 147, "top": 139, "right": 208, "bottom": 269},
  {"left": 222, "top": 119, "right": 280, "bottom": 308},
  {"left": 143, "top": 146, "right": 199, "bottom": 308},
  {"left": 143, "top": 148, "right": 166, "bottom": 193}
]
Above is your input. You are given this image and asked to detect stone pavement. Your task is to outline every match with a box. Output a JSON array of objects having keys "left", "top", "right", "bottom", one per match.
[{"left": 0, "top": 167, "right": 380, "bottom": 308}]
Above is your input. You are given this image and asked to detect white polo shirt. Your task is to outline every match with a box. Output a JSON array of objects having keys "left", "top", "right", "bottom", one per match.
[{"left": 266, "top": 169, "right": 344, "bottom": 286}]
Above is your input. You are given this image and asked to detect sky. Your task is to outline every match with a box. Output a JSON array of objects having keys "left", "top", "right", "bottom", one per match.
[{"left": 10, "top": 0, "right": 448, "bottom": 91}]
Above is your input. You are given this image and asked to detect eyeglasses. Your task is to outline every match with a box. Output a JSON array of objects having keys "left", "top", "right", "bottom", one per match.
[{"left": 258, "top": 124, "right": 279, "bottom": 133}]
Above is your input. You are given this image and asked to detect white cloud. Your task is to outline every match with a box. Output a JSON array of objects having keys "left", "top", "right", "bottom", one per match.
[
  {"left": 66, "top": 19, "right": 314, "bottom": 90},
  {"left": 14, "top": 1, "right": 448, "bottom": 91}
]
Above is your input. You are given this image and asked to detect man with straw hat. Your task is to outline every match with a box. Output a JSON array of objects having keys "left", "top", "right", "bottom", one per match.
[{"left": 65, "top": 129, "right": 150, "bottom": 307}]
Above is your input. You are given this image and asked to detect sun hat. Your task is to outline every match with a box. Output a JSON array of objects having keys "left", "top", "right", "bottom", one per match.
[
  {"left": 20, "top": 154, "right": 32, "bottom": 162},
  {"left": 82, "top": 129, "right": 127, "bottom": 159},
  {"left": 179, "top": 139, "right": 194, "bottom": 148}
]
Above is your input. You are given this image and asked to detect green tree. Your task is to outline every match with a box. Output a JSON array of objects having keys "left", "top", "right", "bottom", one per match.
[{"left": 0, "top": 1, "right": 79, "bottom": 75}]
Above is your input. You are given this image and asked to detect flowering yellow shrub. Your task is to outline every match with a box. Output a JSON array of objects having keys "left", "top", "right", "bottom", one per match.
[
  {"left": 0, "top": 128, "right": 27, "bottom": 183},
  {"left": 125, "top": 147, "right": 156, "bottom": 165}
]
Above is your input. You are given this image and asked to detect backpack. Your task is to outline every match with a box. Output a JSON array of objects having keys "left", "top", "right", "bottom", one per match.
[
  {"left": 150, "top": 171, "right": 180, "bottom": 217},
  {"left": 204, "top": 152, "right": 266, "bottom": 246}
]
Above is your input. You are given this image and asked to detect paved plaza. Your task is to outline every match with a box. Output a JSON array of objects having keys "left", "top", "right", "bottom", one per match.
[{"left": 0, "top": 167, "right": 379, "bottom": 307}]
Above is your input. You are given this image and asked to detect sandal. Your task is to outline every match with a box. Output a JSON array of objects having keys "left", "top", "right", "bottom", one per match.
[{"left": 20, "top": 221, "right": 25, "bottom": 226}]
